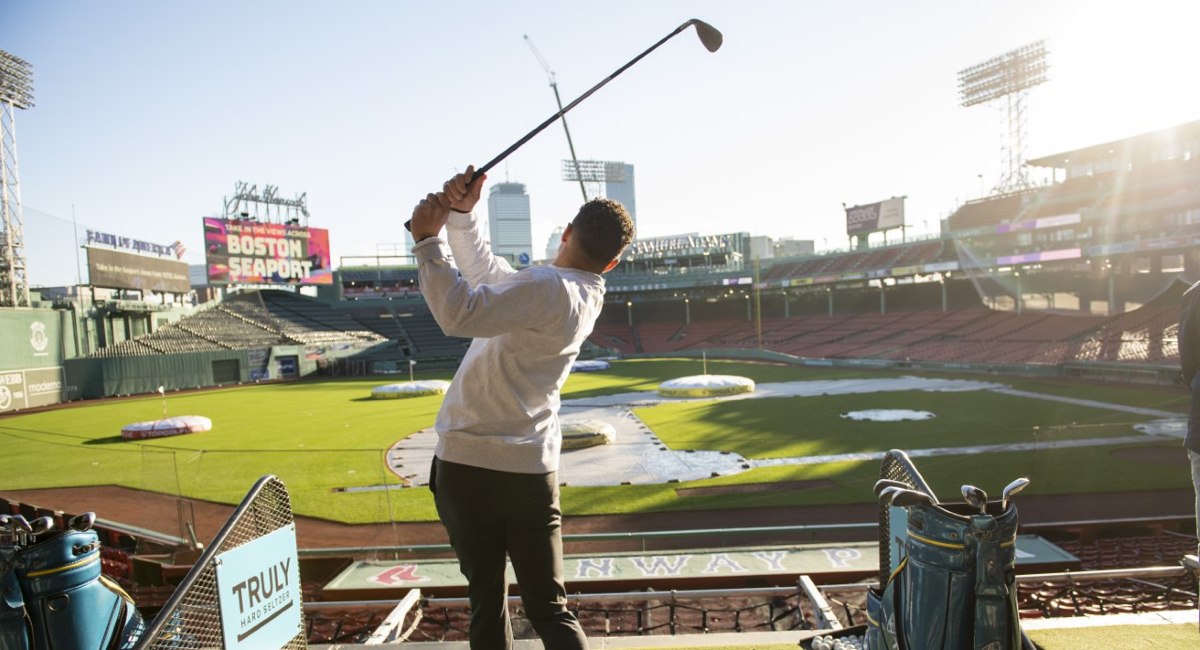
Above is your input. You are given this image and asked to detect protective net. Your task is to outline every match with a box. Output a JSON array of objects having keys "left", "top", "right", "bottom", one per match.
[{"left": 875, "top": 449, "right": 937, "bottom": 586}]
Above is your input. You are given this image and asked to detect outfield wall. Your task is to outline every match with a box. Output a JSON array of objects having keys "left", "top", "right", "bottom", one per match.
[
  {"left": 62, "top": 344, "right": 315, "bottom": 400},
  {"left": 0, "top": 308, "right": 69, "bottom": 413}
]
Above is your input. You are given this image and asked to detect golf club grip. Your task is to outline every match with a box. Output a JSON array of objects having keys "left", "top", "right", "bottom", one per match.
[{"left": 403, "top": 166, "right": 483, "bottom": 232}]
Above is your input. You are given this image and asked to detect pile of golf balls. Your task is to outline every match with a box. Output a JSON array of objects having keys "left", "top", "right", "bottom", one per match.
[{"left": 809, "top": 633, "right": 865, "bottom": 650}]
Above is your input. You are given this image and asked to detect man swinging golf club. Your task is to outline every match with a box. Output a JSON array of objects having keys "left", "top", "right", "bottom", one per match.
[{"left": 410, "top": 166, "right": 634, "bottom": 649}]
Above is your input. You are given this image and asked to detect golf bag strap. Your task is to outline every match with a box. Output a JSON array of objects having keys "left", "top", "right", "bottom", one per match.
[
  {"left": 972, "top": 531, "right": 1013, "bottom": 650},
  {"left": 884, "top": 557, "right": 909, "bottom": 650}
]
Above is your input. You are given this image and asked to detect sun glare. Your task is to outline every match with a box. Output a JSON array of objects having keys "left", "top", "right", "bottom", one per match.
[{"left": 1048, "top": 4, "right": 1200, "bottom": 144}]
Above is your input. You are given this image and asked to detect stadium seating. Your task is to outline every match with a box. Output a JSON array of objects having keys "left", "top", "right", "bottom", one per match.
[
  {"left": 87, "top": 290, "right": 386, "bottom": 358},
  {"left": 589, "top": 279, "right": 1188, "bottom": 369},
  {"left": 947, "top": 191, "right": 1029, "bottom": 231}
]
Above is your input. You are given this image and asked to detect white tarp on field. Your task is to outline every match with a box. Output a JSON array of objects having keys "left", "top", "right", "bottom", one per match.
[{"left": 377, "top": 376, "right": 1185, "bottom": 488}]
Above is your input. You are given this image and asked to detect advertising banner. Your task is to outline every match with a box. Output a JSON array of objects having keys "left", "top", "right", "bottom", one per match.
[
  {"left": 87, "top": 247, "right": 191, "bottom": 293},
  {"left": 997, "top": 248, "right": 1082, "bottom": 265},
  {"left": 86, "top": 230, "right": 185, "bottom": 258},
  {"left": 215, "top": 525, "right": 302, "bottom": 650},
  {"left": 846, "top": 197, "right": 905, "bottom": 236},
  {"left": 204, "top": 218, "right": 333, "bottom": 285},
  {"left": 0, "top": 367, "right": 64, "bottom": 413}
]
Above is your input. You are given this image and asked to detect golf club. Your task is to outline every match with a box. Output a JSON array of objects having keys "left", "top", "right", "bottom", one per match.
[
  {"left": 880, "top": 486, "right": 936, "bottom": 508},
  {"left": 404, "top": 18, "right": 723, "bottom": 232},
  {"left": 69, "top": 511, "right": 96, "bottom": 532},
  {"left": 961, "top": 484, "right": 988, "bottom": 514},
  {"left": 0, "top": 514, "right": 12, "bottom": 546},
  {"left": 29, "top": 515, "right": 54, "bottom": 542},
  {"left": 12, "top": 514, "right": 32, "bottom": 546},
  {"left": 1001, "top": 477, "right": 1030, "bottom": 510},
  {"left": 874, "top": 478, "right": 911, "bottom": 497}
]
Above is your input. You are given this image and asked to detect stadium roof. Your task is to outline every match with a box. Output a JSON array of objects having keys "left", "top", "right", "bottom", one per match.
[{"left": 1026, "top": 118, "right": 1200, "bottom": 168}]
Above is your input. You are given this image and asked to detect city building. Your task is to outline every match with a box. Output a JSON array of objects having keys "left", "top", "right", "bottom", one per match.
[
  {"left": 606, "top": 163, "right": 637, "bottom": 228},
  {"left": 545, "top": 225, "right": 564, "bottom": 261},
  {"left": 487, "top": 182, "right": 533, "bottom": 266}
]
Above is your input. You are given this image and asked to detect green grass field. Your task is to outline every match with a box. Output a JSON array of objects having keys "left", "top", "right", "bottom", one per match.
[{"left": 0, "top": 359, "right": 1190, "bottom": 523}]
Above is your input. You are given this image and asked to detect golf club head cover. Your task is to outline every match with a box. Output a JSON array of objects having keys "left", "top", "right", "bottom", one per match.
[{"left": 11, "top": 527, "right": 144, "bottom": 650}]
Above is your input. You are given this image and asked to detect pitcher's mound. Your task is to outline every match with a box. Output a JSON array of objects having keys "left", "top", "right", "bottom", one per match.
[{"left": 658, "top": 375, "right": 755, "bottom": 398}]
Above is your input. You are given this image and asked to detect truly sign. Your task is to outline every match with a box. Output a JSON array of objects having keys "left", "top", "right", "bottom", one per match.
[{"left": 215, "top": 525, "right": 302, "bottom": 649}]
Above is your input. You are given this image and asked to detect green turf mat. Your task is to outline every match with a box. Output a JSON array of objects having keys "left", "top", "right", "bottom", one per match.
[{"left": 1026, "top": 622, "right": 1197, "bottom": 648}]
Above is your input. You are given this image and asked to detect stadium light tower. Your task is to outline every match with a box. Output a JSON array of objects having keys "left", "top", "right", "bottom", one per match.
[
  {"left": 958, "top": 40, "right": 1048, "bottom": 194},
  {"left": 0, "top": 49, "right": 33, "bottom": 307},
  {"left": 561, "top": 159, "right": 628, "bottom": 205}
]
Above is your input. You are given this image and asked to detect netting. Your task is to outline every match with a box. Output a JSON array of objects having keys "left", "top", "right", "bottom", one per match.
[
  {"left": 133, "top": 475, "right": 307, "bottom": 650},
  {"left": 875, "top": 449, "right": 937, "bottom": 585}
]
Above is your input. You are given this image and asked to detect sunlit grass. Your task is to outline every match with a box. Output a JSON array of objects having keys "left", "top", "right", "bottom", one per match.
[{"left": 0, "top": 360, "right": 1188, "bottom": 523}]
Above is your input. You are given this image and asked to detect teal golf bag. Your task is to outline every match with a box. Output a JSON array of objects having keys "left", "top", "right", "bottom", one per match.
[
  {"left": 0, "top": 513, "right": 144, "bottom": 650},
  {"left": 865, "top": 450, "right": 1036, "bottom": 650}
]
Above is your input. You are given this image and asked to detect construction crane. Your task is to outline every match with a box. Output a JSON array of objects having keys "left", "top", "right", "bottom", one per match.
[{"left": 523, "top": 34, "right": 589, "bottom": 202}]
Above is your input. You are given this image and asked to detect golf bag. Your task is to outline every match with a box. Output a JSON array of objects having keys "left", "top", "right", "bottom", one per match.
[
  {"left": 0, "top": 513, "right": 144, "bottom": 650},
  {"left": 865, "top": 450, "right": 1035, "bottom": 650}
]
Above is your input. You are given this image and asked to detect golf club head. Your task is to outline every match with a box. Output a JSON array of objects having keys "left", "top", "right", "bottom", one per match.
[
  {"left": 0, "top": 514, "right": 9, "bottom": 527},
  {"left": 1001, "top": 477, "right": 1031, "bottom": 509},
  {"left": 961, "top": 484, "right": 988, "bottom": 512},
  {"left": 874, "top": 478, "right": 911, "bottom": 497},
  {"left": 881, "top": 486, "right": 935, "bottom": 508},
  {"left": 685, "top": 19, "right": 723, "bottom": 52},
  {"left": 30, "top": 516, "right": 54, "bottom": 536},
  {"left": 69, "top": 511, "right": 97, "bottom": 531}
]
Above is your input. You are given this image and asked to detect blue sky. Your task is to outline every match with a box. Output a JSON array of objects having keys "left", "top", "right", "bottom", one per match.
[{"left": 4, "top": 1, "right": 1198, "bottom": 287}]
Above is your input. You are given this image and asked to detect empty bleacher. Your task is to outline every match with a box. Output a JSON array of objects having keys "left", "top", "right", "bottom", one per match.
[
  {"left": 388, "top": 306, "right": 470, "bottom": 360},
  {"left": 88, "top": 290, "right": 386, "bottom": 359},
  {"left": 590, "top": 279, "right": 1189, "bottom": 368},
  {"left": 256, "top": 290, "right": 386, "bottom": 345},
  {"left": 947, "top": 192, "right": 1029, "bottom": 231}
]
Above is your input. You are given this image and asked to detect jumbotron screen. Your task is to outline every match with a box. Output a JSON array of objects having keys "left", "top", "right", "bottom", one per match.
[{"left": 203, "top": 218, "right": 333, "bottom": 285}]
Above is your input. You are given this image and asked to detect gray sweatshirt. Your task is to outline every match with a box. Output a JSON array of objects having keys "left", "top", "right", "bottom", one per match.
[{"left": 413, "top": 210, "right": 606, "bottom": 473}]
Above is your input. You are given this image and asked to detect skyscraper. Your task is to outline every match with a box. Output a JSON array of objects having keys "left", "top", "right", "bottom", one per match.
[
  {"left": 605, "top": 163, "right": 637, "bottom": 229},
  {"left": 544, "top": 226, "right": 564, "bottom": 261},
  {"left": 487, "top": 182, "right": 533, "bottom": 266}
]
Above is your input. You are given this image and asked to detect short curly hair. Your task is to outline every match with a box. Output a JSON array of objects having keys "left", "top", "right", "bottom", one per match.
[{"left": 571, "top": 198, "right": 635, "bottom": 267}]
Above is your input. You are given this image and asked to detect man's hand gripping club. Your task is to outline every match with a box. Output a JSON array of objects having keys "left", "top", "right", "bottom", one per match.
[{"left": 408, "top": 165, "right": 487, "bottom": 241}]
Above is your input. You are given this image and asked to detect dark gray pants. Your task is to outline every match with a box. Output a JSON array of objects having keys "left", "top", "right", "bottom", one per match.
[{"left": 431, "top": 457, "right": 588, "bottom": 650}]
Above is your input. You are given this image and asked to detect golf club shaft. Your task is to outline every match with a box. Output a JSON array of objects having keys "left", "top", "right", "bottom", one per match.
[{"left": 405, "top": 20, "right": 700, "bottom": 232}]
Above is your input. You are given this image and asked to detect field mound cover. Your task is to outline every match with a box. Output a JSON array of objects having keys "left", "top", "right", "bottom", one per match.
[
  {"left": 571, "top": 360, "right": 610, "bottom": 372},
  {"left": 0, "top": 359, "right": 1190, "bottom": 524},
  {"left": 370, "top": 380, "right": 450, "bottom": 399},
  {"left": 840, "top": 409, "right": 934, "bottom": 421},
  {"left": 121, "top": 415, "right": 212, "bottom": 440},
  {"left": 658, "top": 374, "right": 755, "bottom": 398},
  {"left": 561, "top": 419, "right": 616, "bottom": 449}
]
